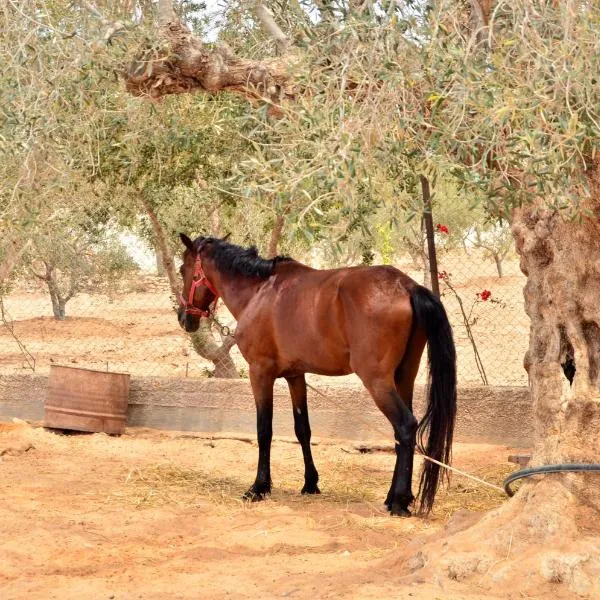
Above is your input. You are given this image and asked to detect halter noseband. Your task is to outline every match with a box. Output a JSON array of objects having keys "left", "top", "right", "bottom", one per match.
[{"left": 180, "top": 254, "right": 219, "bottom": 318}]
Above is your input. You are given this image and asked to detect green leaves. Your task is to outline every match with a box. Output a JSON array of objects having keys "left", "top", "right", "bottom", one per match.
[{"left": 3, "top": 0, "right": 598, "bottom": 277}]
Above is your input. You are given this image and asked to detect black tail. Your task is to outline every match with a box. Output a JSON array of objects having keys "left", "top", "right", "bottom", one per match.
[{"left": 410, "top": 285, "right": 457, "bottom": 514}]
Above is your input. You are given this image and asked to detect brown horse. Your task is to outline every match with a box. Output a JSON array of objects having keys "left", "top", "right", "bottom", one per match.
[{"left": 178, "top": 234, "right": 457, "bottom": 516}]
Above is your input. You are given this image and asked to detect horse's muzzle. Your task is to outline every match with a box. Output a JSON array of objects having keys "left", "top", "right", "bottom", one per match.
[{"left": 178, "top": 306, "right": 200, "bottom": 333}]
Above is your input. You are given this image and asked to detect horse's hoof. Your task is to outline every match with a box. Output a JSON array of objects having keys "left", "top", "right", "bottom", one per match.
[
  {"left": 389, "top": 504, "right": 412, "bottom": 518},
  {"left": 242, "top": 488, "right": 270, "bottom": 502},
  {"left": 301, "top": 484, "right": 321, "bottom": 495}
]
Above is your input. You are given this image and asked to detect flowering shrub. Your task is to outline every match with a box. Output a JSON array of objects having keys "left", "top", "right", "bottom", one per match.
[{"left": 437, "top": 274, "right": 504, "bottom": 385}]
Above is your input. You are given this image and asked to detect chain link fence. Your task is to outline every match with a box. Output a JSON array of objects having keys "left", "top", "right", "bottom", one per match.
[
  {"left": 0, "top": 233, "right": 529, "bottom": 387},
  {"left": 427, "top": 248, "right": 529, "bottom": 387}
]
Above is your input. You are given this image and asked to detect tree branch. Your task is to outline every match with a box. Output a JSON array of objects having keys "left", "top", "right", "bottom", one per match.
[
  {"left": 0, "top": 238, "right": 31, "bottom": 285},
  {"left": 254, "top": 4, "right": 289, "bottom": 53},
  {"left": 30, "top": 267, "right": 48, "bottom": 281},
  {"left": 78, "top": 0, "right": 126, "bottom": 45},
  {"left": 138, "top": 193, "right": 180, "bottom": 300},
  {"left": 469, "top": 0, "right": 487, "bottom": 30},
  {"left": 124, "top": 19, "right": 298, "bottom": 102},
  {"left": 64, "top": 276, "right": 80, "bottom": 303},
  {"left": 468, "top": 0, "right": 492, "bottom": 47}
]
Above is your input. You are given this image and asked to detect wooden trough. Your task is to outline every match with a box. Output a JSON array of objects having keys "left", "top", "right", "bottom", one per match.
[{"left": 44, "top": 365, "right": 130, "bottom": 435}]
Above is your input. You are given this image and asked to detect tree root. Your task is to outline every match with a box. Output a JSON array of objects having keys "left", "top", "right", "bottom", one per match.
[{"left": 391, "top": 479, "right": 600, "bottom": 598}]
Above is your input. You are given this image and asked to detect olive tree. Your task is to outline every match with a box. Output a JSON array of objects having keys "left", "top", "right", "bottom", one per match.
[
  {"left": 26, "top": 225, "right": 137, "bottom": 320},
  {"left": 4, "top": 0, "right": 599, "bottom": 592},
  {"left": 113, "top": 0, "right": 599, "bottom": 590}
]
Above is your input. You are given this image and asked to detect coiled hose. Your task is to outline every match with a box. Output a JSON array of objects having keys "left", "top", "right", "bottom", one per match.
[{"left": 503, "top": 463, "right": 600, "bottom": 497}]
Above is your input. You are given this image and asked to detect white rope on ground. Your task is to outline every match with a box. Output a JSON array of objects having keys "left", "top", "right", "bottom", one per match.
[
  {"left": 305, "top": 381, "right": 505, "bottom": 495},
  {"left": 418, "top": 453, "right": 504, "bottom": 493}
]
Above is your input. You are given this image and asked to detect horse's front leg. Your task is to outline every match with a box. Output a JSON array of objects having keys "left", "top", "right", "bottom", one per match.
[
  {"left": 286, "top": 375, "right": 320, "bottom": 495},
  {"left": 243, "top": 364, "right": 275, "bottom": 501}
]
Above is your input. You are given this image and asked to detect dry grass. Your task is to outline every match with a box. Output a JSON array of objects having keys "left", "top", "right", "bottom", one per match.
[
  {"left": 119, "top": 447, "right": 518, "bottom": 522},
  {"left": 121, "top": 464, "right": 245, "bottom": 508}
]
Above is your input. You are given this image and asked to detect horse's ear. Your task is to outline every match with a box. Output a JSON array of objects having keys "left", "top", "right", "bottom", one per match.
[{"left": 179, "top": 233, "right": 194, "bottom": 251}]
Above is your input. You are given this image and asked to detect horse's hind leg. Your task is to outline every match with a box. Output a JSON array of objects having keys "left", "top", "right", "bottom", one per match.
[
  {"left": 359, "top": 374, "right": 417, "bottom": 517},
  {"left": 286, "top": 375, "right": 320, "bottom": 494},
  {"left": 394, "top": 326, "right": 426, "bottom": 412},
  {"left": 386, "top": 331, "right": 426, "bottom": 510},
  {"left": 381, "top": 374, "right": 418, "bottom": 511},
  {"left": 381, "top": 365, "right": 417, "bottom": 511},
  {"left": 244, "top": 364, "right": 275, "bottom": 501}
]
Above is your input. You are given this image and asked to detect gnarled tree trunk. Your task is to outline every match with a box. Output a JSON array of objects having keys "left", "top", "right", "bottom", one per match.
[
  {"left": 398, "top": 164, "right": 600, "bottom": 597},
  {"left": 512, "top": 170, "right": 600, "bottom": 509},
  {"left": 33, "top": 262, "right": 77, "bottom": 321},
  {"left": 189, "top": 322, "right": 238, "bottom": 379},
  {"left": 139, "top": 195, "right": 180, "bottom": 298},
  {"left": 124, "top": 19, "right": 297, "bottom": 104},
  {"left": 154, "top": 244, "right": 166, "bottom": 277}
]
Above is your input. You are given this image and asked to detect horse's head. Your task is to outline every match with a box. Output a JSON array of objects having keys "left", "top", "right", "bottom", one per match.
[{"left": 177, "top": 233, "right": 219, "bottom": 332}]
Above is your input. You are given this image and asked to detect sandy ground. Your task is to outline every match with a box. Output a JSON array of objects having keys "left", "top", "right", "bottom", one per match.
[
  {"left": 0, "top": 253, "right": 529, "bottom": 386},
  {"left": 0, "top": 420, "right": 527, "bottom": 600}
]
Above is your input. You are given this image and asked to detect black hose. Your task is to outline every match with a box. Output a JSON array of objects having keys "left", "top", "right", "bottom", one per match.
[{"left": 503, "top": 463, "right": 600, "bottom": 497}]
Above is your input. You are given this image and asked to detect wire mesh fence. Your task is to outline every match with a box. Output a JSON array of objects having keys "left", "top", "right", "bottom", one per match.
[
  {"left": 0, "top": 236, "right": 529, "bottom": 387},
  {"left": 430, "top": 249, "right": 529, "bottom": 387}
]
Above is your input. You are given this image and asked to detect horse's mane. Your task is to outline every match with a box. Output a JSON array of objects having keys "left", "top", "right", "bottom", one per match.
[{"left": 195, "top": 237, "right": 293, "bottom": 279}]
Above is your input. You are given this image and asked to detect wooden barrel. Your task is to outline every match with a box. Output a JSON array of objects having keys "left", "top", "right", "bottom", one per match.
[{"left": 44, "top": 365, "right": 130, "bottom": 434}]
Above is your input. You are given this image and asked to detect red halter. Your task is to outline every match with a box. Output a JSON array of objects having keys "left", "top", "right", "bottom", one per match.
[{"left": 180, "top": 254, "right": 219, "bottom": 318}]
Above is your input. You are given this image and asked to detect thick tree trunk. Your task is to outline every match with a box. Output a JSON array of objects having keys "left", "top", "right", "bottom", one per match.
[
  {"left": 512, "top": 186, "right": 600, "bottom": 500},
  {"left": 398, "top": 165, "right": 600, "bottom": 597},
  {"left": 48, "top": 289, "right": 67, "bottom": 320},
  {"left": 189, "top": 321, "right": 238, "bottom": 379},
  {"left": 124, "top": 20, "right": 297, "bottom": 102},
  {"left": 49, "top": 290, "right": 65, "bottom": 320},
  {"left": 57, "top": 300, "right": 66, "bottom": 320},
  {"left": 139, "top": 195, "right": 179, "bottom": 301},
  {"left": 157, "top": 0, "right": 174, "bottom": 27},
  {"left": 44, "top": 265, "right": 67, "bottom": 321},
  {"left": 155, "top": 244, "right": 166, "bottom": 277}
]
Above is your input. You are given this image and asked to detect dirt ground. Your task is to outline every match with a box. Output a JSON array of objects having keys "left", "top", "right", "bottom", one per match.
[{"left": 0, "top": 420, "right": 529, "bottom": 600}]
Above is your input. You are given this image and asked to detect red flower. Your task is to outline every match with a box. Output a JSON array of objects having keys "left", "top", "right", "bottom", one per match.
[
  {"left": 436, "top": 224, "right": 449, "bottom": 234},
  {"left": 438, "top": 270, "right": 449, "bottom": 281},
  {"left": 479, "top": 289, "right": 492, "bottom": 301}
]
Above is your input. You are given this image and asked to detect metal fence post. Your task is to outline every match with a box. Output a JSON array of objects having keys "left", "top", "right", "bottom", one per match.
[{"left": 420, "top": 175, "right": 440, "bottom": 297}]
